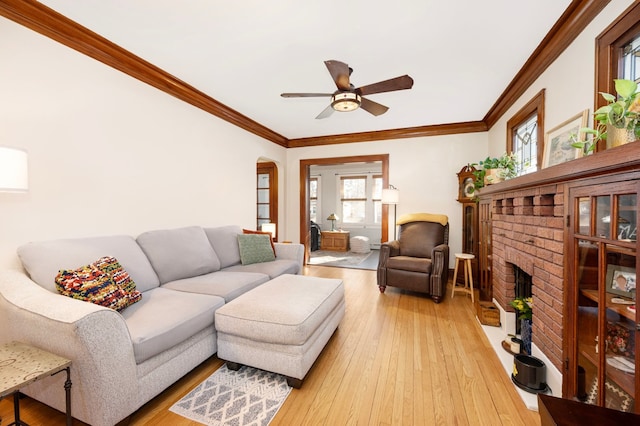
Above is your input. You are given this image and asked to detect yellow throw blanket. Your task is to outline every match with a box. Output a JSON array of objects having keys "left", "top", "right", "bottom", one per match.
[{"left": 396, "top": 213, "right": 448, "bottom": 226}]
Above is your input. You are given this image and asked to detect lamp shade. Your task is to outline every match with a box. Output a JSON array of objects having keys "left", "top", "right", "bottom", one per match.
[
  {"left": 381, "top": 188, "right": 399, "bottom": 204},
  {"left": 0, "top": 147, "right": 28, "bottom": 192},
  {"left": 326, "top": 213, "right": 339, "bottom": 221}
]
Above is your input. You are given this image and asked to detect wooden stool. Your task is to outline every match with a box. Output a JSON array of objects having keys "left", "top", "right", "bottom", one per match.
[{"left": 451, "top": 253, "right": 474, "bottom": 303}]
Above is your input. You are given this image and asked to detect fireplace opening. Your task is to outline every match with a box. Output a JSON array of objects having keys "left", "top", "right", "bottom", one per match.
[{"left": 513, "top": 264, "right": 532, "bottom": 333}]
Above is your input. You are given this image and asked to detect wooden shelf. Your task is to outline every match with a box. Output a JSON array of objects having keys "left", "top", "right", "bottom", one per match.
[
  {"left": 579, "top": 341, "right": 635, "bottom": 397},
  {"left": 581, "top": 289, "right": 635, "bottom": 321}
]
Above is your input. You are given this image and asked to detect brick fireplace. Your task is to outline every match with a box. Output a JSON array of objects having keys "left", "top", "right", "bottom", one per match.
[{"left": 490, "top": 184, "right": 564, "bottom": 371}]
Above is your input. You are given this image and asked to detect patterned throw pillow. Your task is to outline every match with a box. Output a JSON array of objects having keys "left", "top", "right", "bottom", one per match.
[
  {"left": 55, "top": 256, "right": 142, "bottom": 311},
  {"left": 55, "top": 265, "right": 132, "bottom": 311},
  {"left": 237, "top": 234, "right": 276, "bottom": 265},
  {"left": 92, "top": 256, "right": 142, "bottom": 305},
  {"left": 242, "top": 229, "right": 275, "bottom": 254}
]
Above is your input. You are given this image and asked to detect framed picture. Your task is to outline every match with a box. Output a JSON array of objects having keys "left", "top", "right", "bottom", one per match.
[
  {"left": 606, "top": 265, "right": 636, "bottom": 299},
  {"left": 542, "top": 110, "right": 589, "bottom": 168}
]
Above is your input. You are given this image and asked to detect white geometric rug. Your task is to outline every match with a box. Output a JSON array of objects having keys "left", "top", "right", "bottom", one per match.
[{"left": 170, "top": 364, "right": 292, "bottom": 426}]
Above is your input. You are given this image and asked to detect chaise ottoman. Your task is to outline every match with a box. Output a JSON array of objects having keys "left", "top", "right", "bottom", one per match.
[{"left": 215, "top": 274, "right": 345, "bottom": 388}]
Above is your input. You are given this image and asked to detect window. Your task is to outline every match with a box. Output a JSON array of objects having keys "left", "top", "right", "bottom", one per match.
[
  {"left": 309, "top": 177, "right": 319, "bottom": 222},
  {"left": 507, "top": 90, "right": 545, "bottom": 175},
  {"left": 594, "top": 2, "right": 640, "bottom": 151},
  {"left": 621, "top": 36, "right": 640, "bottom": 82},
  {"left": 596, "top": 3, "right": 640, "bottom": 106},
  {"left": 256, "top": 162, "right": 277, "bottom": 238},
  {"left": 340, "top": 176, "right": 366, "bottom": 223}
]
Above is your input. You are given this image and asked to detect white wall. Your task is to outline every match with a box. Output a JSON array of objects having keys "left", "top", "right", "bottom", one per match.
[
  {"left": 0, "top": 17, "right": 287, "bottom": 270},
  {"left": 286, "top": 133, "right": 489, "bottom": 266},
  {"left": 487, "top": 0, "right": 635, "bottom": 155},
  {"left": 2, "top": 1, "right": 631, "bottom": 273}
]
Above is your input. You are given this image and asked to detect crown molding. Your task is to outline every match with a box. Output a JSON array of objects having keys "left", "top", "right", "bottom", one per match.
[{"left": 0, "top": 0, "right": 609, "bottom": 148}]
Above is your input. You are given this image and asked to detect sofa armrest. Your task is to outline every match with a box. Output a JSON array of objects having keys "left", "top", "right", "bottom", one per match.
[
  {"left": 274, "top": 242, "right": 304, "bottom": 274},
  {"left": 429, "top": 244, "right": 450, "bottom": 299},
  {"left": 0, "top": 270, "right": 139, "bottom": 426}
]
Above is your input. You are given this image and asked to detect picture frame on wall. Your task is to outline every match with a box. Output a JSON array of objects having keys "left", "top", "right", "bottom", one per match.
[
  {"left": 606, "top": 264, "right": 636, "bottom": 299},
  {"left": 542, "top": 110, "right": 589, "bottom": 168}
]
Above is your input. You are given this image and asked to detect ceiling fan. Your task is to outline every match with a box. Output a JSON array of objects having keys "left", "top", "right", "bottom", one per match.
[{"left": 281, "top": 60, "right": 414, "bottom": 119}]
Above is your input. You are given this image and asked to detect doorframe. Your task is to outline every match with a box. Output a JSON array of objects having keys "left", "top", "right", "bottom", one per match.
[{"left": 299, "top": 154, "right": 390, "bottom": 260}]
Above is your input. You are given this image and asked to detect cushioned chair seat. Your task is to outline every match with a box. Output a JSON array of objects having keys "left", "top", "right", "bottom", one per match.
[
  {"left": 120, "top": 287, "right": 224, "bottom": 364},
  {"left": 386, "top": 256, "right": 431, "bottom": 274}
]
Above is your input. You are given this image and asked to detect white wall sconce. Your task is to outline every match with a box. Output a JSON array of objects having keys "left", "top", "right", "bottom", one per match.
[{"left": 0, "top": 147, "right": 28, "bottom": 192}]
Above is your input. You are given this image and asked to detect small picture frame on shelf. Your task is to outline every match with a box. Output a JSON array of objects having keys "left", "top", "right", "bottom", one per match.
[
  {"left": 542, "top": 110, "right": 589, "bottom": 168},
  {"left": 606, "top": 265, "right": 636, "bottom": 299}
]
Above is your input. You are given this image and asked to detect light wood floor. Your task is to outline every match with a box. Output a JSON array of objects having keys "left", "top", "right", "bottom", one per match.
[{"left": 0, "top": 266, "right": 540, "bottom": 425}]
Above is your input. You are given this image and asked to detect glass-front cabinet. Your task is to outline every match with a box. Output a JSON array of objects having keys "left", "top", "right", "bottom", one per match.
[{"left": 568, "top": 177, "right": 639, "bottom": 413}]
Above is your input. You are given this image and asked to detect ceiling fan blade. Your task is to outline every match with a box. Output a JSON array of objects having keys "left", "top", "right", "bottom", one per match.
[
  {"left": 356, "top": 75, "right": 414, "bottom": 96},
  {"left": 360, "top": 97, "right": 389, "bottom": 116},
  {"left": 315, "top": 104, "right": 335, "bottom": 119},
  {"left": 281, "top": 93, "right": 332, "bottom": 98},
  {"left": 324, "top": 60, "right": 351, "bottom": 91}
]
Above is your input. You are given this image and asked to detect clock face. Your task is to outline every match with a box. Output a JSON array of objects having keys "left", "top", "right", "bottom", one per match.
[{"left": 463, "top": 177, "right": 475, "bottom": 198}]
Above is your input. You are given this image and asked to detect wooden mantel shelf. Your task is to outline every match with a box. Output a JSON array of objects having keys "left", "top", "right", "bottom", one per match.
[{"left": 478, "top": 142, "right": 640, "bottom": 196}]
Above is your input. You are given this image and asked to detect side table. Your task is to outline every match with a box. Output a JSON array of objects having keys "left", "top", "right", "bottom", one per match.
[
  {"left": 0, "top": 342, "right": 72, "bottom": 426},
  {"left": 320, "top": 231, "right": 350, "bottom": 252}
]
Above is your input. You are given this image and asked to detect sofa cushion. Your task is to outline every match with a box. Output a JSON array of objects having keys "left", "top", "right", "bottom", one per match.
[
  {"left": 119, "top": 287, "right": 224, "bottom": 364},
  {"left": 136, "top": 226, "right": 221, "bottom": 284},
  {"left": 18, "top": 235, "right": 160, "bottom": 293},
  {"left": 162, "top": 271, "right": 269, "bottom": 302},
  {"left": 223, "top": 259, "right": 300, "bottom": 279},
  {"left": 55, "top": 265, "right": 133, "bottom": 312},
  {"left": 203, "top": 225, "right": 242, "bottom": 268},
  {"left": 237, "top": 234, "right": 276, "bottom": 265}
]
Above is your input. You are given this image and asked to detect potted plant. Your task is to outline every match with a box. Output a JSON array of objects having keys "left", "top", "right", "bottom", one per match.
[
  {"left": 572, "top": 78, "right": 640, "bottom": 154},
  {"left": 471, "top": 152, "right": 517, "bottom": 189}
]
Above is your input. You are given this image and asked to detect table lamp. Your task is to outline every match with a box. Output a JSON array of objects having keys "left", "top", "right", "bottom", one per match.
[{"left": 326, "top": 213, "right": 338, "bottom": 231}]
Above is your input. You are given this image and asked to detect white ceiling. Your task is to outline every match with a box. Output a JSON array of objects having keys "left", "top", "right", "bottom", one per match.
[{"left": 40, "top": 0, "right": 572, "bottom": 140}]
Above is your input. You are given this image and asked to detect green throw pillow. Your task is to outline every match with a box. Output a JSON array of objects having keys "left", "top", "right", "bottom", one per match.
[{"left": 237, "top": 234, "right": 276, "bottom": 265}]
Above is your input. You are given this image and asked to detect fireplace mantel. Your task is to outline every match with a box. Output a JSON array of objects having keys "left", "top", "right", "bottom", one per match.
[{"left": 478, "top": 142, "right": 640, "bottom": 196}]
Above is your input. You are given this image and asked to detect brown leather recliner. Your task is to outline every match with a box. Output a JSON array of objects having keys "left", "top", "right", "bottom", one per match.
[{"left": 377, "top": 213, "right": 450, "bottom": 303}]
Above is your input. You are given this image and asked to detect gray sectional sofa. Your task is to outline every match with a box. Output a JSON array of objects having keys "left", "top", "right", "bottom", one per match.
[{"left": 0, "top": 225, "right": 303, "bottom": 426}]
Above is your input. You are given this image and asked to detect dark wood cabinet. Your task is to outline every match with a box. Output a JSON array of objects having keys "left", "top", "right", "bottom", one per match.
[{"left": 566, "top": 174, "right": 639, "bottom": 413}]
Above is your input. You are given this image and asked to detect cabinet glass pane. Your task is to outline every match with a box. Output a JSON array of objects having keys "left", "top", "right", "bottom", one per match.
[
  {"left": 576, "top": 239, "right": 600, "bottom": 405},
  {"left": 596, "top": 196, "right": 611, "bottom": 239},
  {"left": 257, "top": 173, "right": 269, "bottom": 188},
  {"left": 464, "top": 205, "right": 474, "bottom": 252},
  {"left": 617, "top": 194, "right": 637, "bottom": 242},
  {"left": 603, "top": 247, "right": 636, "bottom": 409},
  {"left": 257, "top": 189, "right": 269, "bottom": 203},
  {"left": 257, "top": 204, "right": 269, "bottom": 219},
  {"left": 578, "top": 197, "right": 591, "bottom": 235}
]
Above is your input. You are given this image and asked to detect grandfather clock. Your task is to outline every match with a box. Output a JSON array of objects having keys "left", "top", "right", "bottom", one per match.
[{"left": 456, "top": 165, "right": 479, "bottom": 283}]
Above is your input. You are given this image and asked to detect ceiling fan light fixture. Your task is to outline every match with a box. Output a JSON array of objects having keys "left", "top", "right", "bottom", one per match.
[{"left": 331, "top": 92, "right": 361, "bottom": 112}]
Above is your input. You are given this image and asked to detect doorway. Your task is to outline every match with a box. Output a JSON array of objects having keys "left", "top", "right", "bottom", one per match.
[{"left": 299, "top": 154, "right": 390, "bottom": 261}]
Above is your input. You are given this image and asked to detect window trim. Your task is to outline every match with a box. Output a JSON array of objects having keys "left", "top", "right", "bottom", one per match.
[
  {"left": 506, "top": 89, "right": 545, "bottom": 174},
  {"left": 256, "top": 162, "right": 278, "bottom": 240},
  {"left": 595, "top": 2, "right": 640, "bottom": 152}
]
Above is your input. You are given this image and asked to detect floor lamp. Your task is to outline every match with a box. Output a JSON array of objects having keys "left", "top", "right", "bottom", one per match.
[{"left": 381, "top": 185, "right": 399, "bottom": 240}]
